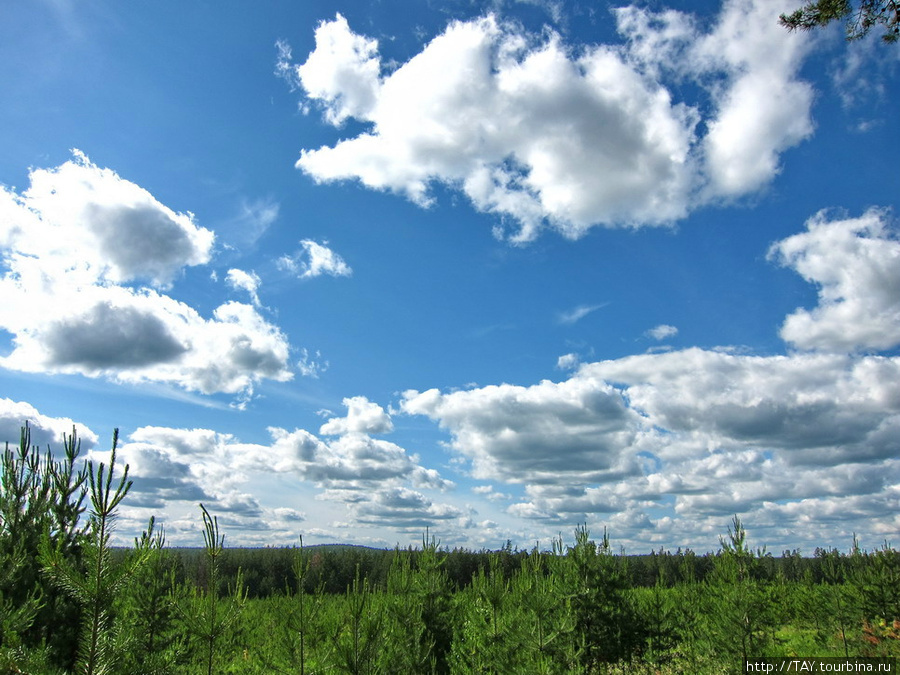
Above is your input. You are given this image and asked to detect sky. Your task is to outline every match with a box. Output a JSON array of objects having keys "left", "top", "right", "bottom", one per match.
[{"left": 1, "top": 0, "right": 899, "bottom": 554}]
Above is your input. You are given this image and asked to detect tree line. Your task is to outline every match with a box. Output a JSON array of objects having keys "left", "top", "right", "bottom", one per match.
[{"left": 1, "top": 425, "right": 899, "bottom": 674}]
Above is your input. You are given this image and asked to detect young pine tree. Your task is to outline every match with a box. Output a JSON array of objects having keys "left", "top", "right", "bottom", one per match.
[
  {"left": 115, "top": 518, "right": 183, "bottom": 674},
  {"left": 0, "top": 424, "right": 88, "bottom": 670},
  {"left": 174, "top": 504, "right": 246, "bottom": 675},
  {"left": 702, "top": 516, "right": 774, "bottom": 664},
  {"left": 563, "top": 525, "right": 643, "bottom": 672},
  {"left": 40, "top": 428, "right": 152, "bottom": 675}
]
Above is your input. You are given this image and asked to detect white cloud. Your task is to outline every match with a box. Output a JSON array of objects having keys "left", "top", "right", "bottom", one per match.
[
  {"left": 226, "top": 268, "right": 261, "bottom": 306},
  {"left": 401, "top": 340, "right": 900, "bottom": 544},
  {"left": 110, "top": 413, "right": 453, "bottom": 543},
  {"left": 268, "top": 428, "right": 451, "bottom": 491},
  {"left": 0, "top": 152, "right": 293, "bottom": 400},
  {"left": 618, "top": 0, "right": 815, "bottom": 198},
  {"left": 278, "top": 239, "right": 352, "bottom": 278},
  {"left": 0, "top": 149, "right": 213, "bottom": 289},
  {"left": 646, "top": 324, "right": 678, "bottom": 340},
  {"left": 769, "top": 208, "right": 900, "bottom": 353},
  {"left": 585, "top": 348, "right": 900, "bottom": 465},
  {"left": 353, "top": 487, "right": 464, "bottom": 529},
  {"left": 556, "top": 352, "right": 580, "bottom": 370},
  {"left": 286, "top": 14, "right": 698, "bottom": 242},
  {"left": 283, "top": 2, "right": 815, "bottom": 242},
  {"left": 689, "top": 0, "right": 815, "bottom": 198},
  {"left": 401, "top": 377, "right": 641, "bottom": 484},
  {"left": 291, "top": 15, "right": 382, "bottom": 125},
  {"left": 0, "top": 398, "right": 98, "bottom": 451},
  {"left": 320, "top": 396, "right": 394, "bottom": 435}
]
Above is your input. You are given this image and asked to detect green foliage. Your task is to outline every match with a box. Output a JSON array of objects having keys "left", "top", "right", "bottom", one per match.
[
  {"left": 173, "top": 504, "right": 247, "bottom": 675},
  {"left": 330, "top": 569, "right": 383, "bottom": 675},
  {"left": 0, "top": 423, "right": 88, "bottom": 670},
  {"left": 40, "top": 429, "right": 151, "bottom": 675},
  {"left": 450, "top": 553, "right": 519, "bottom": 674},
  {"left": 701, "top": 516, "right": 775, "bottom": 662},
  {"left": 6, "top": 424, "right": 900, "bottom": 674},
  {"left": 563, "top": 525, "right": 644, "bottom": 671},
  {"left": 850, "top": 538, "right": 900, "bottom": 623},
  {"left": 411, "top": 533, "right": 455, "bottom": 674},
  {"left": 780, "top": 0, "right": 900, "bottom": 43},
  {"left": 509, "top": 544, "right": 570, "bottom": 674},
  {"left": 381, "top": 549, "right": 437, "bottom": 674},
  {"left": 115, "top": 519, "right": 183, "bottom": 674}
]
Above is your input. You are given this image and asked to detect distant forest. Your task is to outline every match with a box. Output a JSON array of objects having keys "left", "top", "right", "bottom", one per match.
[
  {"left": 161, "top": 539, "right": 880, "bottom": 599},
  {"left": 2, "top": 426, "right": 899, "bottom": 674}
]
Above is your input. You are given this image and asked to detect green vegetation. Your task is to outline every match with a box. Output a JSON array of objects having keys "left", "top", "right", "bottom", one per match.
[
  {"left": 780, "top": 0, "right": 900, "bottom": 43},
  {"left": 2, "top": 426, "right": 900, "bottom": 673}
]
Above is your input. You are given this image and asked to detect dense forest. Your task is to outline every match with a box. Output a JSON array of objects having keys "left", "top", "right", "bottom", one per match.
[{"left": 1, "top": 426, "right": 899, "bottom": 674}]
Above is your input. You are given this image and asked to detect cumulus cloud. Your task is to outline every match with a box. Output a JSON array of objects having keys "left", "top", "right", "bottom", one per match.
[
  {"left": 688, "top": 0, "right": 815, "bottom": 197},
  {"left": 353, "top": 487, "right": 464, "bottom": 529},
  {"left": 320, "top": 396, "right": 394, "bottom": 435},
  {"left": 114, "top": 395, "right": 452, "bottom": 511},
  {"left": 0, "top": 149, "right": 213, "bottom": 288},
  {"left": 586, "top": 348, "right": 900, "bottom": 464},
  {"left": 0, "top": 152, "right": 293, "bottom": 399},
  {"left": 268, "top": 426, "right": 451, "bottom": 492},
  {"left": 286, "top": 13, "right": 697, "bottom": 242},
  {"left": 401, "top": 378, "right": 641, "bottom": 484},
  {"left": 282, "top": 1, "right": 814, "bottom": 242},
  {"left": 108, "top": 410, "right": 454, "bottom": 543},
  {"left": 769, "top": 208, "right": 900, "bottom": 353},
  {"left": 278, "top": 239, "right": 352, "bottom": 278},
  {"left": 287, "top": 15, "right": 381, "bottom": 125},
  {"left": 401, "top": 338, "right": 900, "bottom": 544},
  {"left": 617, "top": 0, "right": 815, "bottom": 199}
]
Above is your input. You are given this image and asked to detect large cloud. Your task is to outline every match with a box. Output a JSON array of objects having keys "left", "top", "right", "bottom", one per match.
[
  {"left": 769, "top": 208, "right": 900, "bottom": 353},
  {"left": 401, "top": 377, "right": 641, "bottom": 483},
  {"left": 0, "top": 149, "right": 213, "bottom": 288},
  {"left": 281, "top": 0, "right": 813, "bottom": 242},
  {"left": 402, "top": 348, "right": 900, "bottom": 542},
  {"left": 0, "top": 152, "right": 293, "bottom": 399}
]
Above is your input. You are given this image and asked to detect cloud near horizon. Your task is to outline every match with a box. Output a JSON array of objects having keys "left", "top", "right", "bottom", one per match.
[
  {"left": 280, "top": 0, "right": 814, "bottom": 242},
  {"left": 47, "top": 396, "right": 459, "bottom": 544},
  {"left": 399, "top": 212, "right": 900, "bottom": 545}
]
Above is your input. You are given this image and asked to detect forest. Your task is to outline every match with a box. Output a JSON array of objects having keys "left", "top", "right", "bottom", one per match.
[{"left": 1, "top": 426, "right": 898, "bottom": 674}]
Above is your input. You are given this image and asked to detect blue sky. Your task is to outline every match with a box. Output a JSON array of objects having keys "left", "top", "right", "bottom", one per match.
[{"left": 1, "top": 0, "right": 898, "bottom": 553}]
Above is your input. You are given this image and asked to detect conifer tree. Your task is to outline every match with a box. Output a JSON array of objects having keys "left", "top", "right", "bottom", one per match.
[
  {"left": 0, "top": 423, "right": 88, "bottom": 669},
  {"left": 331, "top": 567, "right": 383, "bottom": 675},
  {"left": 563, "top": 525, "right": 643, "bottom": 672},
  {"left": 174, "top": 504, "right": 246, "bottom": 675},
  {"left": 40, "top": 429, "right": 151, "bottom": 675},
  {"left": 116, "top": 518, "right": 182, "bottom": 674},
  {"left": 382, "top": 548, "right": 434, "bottom": 674},
  {"left": 703, "top": 516, "right": 773, "bottom": 663}
]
